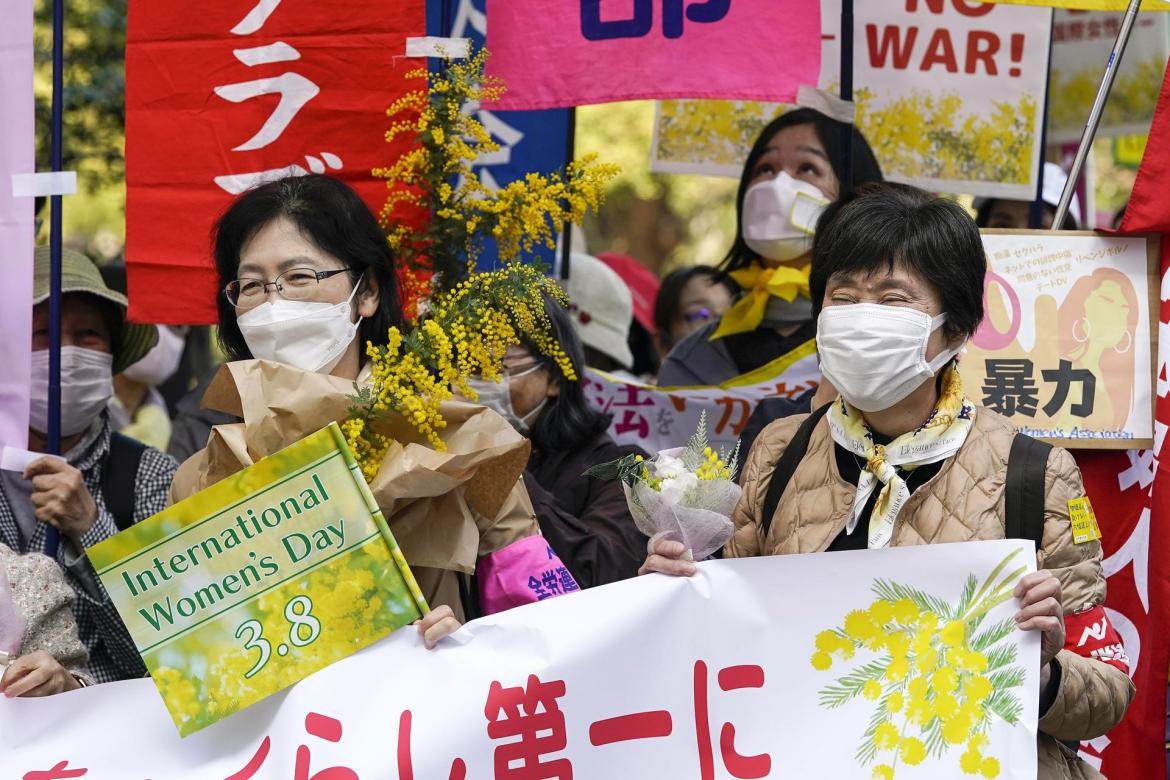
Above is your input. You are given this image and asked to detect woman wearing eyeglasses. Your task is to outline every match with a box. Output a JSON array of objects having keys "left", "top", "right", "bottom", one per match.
[
  {"left": 652, "top": 266, "right": 735, "bottom": 362},
  {"left": 174, "top": 174, "right": 572, "bottom": 647},
  {"left": 460, "top": 293, "right": 650, "bottom": 588}
]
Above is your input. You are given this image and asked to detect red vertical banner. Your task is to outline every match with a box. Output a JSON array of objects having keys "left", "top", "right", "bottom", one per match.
[
  {"left": 1073, "top": 54, "right": 1170, "bottom": 779},
  {"left": 125, "top": 0, "right": 426, "bottom": 324},
  {"left": 1075, "top": 444, "right": 1169, "bottom": 777}
]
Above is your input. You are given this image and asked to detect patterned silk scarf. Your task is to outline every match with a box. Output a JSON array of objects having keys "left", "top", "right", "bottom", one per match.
[{"left": 827, "top": 363, "right": 976, "bottom": 548}]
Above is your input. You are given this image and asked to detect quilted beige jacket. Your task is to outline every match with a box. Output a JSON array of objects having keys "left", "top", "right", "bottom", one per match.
[{"left": 727, "top": 407, "right": 1135, "bottom": 780}]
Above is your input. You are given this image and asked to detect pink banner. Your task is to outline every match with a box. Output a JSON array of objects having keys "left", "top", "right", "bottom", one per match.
[
  {"left": 484, "top": 0, "right": 821, "bottom": 110},
  {"left": 0, "top": 0, "right": 34, "bottom": 450}
]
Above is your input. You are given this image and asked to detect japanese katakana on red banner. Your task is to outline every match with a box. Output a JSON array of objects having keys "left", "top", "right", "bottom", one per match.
[
  {"left": 124, "top": 0, "right": 425, "bottom": 324},
  {"left": 3, "top": 541, "right": 1047, "bottom": 778}
]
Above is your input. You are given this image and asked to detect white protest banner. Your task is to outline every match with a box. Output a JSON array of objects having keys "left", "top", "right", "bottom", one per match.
[
  {"left": 1, "top": 540, "right": 1040, "bottom": 779},
  {"left": 586, "top": 342, "right": 821, "bottom": 453},
  {"left": 652, "top": 0, "right": 1052, "bottom": 199},
  {"left": 1048, "top": 9, "right": 1170, "bottom": 143},
  {"left": 970, "top": 231, "right": 1157, "bottom": 447},
  {"left": 0, "top": 0, "right": 34, "bottom": 451}
]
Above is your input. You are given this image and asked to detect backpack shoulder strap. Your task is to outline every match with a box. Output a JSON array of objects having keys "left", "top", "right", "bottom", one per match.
[
  {"left": 1005, "top": 433, "right": 1052, "bottom": 549},
  {"left": 103, "top": 432, "right": 147, "bottom": 532},
  {"left": 760, "top": 402, "right": 831, "bottom": 538}
]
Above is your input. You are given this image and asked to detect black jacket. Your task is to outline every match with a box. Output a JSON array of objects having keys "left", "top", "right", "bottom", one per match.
[{"left": 524, "top": 432, "right": 649, "bottom": 588}]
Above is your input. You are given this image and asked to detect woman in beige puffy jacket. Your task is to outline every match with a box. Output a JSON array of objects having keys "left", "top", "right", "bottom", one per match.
[{"left": 642, "top": 184, "right": 1134, "bottom": 780}]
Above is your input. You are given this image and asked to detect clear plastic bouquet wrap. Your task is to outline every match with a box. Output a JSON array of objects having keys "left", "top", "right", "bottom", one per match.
[{"left": 588, "top": 413, "right": 741, "bottom": 560}]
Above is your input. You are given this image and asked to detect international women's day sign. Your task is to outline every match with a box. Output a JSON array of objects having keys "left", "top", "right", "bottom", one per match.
[
  {"left": 6, "top": 541, "right": 1041, "bottom": 778},
  {"left": 86, "top": 423, "right": 427, "bottom": 735}
]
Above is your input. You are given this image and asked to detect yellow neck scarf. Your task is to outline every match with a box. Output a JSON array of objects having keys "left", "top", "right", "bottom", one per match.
[
  {"left": 710, "top": 263, "right": 811, "bottom": 340},
  {"left": 826, "top": 363, "right": 976, "bottom": 548}
]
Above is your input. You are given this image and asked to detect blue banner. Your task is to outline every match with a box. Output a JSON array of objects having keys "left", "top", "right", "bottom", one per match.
[{"left": 427, "top": 0, "right": 572, "bottom": 271}]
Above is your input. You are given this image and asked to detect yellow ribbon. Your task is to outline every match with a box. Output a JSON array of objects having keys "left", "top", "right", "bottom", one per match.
[{"left": 710, "top": 264, "right": 811, "bottom": 340}]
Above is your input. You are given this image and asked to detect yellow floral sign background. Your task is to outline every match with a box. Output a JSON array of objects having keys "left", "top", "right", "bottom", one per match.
[
  {"left": 88, "top": 424, "right": 427, "bottom": 736},
  {"left": 1047, "top": 10, "right": 1169, "bottom": 143},
  {"left": 653, "top": 0, "right": 1052, "bottom": 199}
]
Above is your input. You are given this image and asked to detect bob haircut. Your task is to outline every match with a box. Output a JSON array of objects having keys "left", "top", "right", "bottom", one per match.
[
  {"left": 522, "top": 292, "right": 612, "bottom": 454},
  {"left": 213, "top": 174, "right": 403, "bottom": 361},
  {"left": 719, "top": 108, "right": 884, "bottom": 275},
  {"left": 809, "top": 182, "right": 987, "bottom": 343}
]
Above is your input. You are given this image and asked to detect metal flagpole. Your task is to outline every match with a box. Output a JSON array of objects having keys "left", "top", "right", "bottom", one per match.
[
  {"left": 840, "top": 0, "right": 854, "bottom": 191},
  {"left": 560, "top": 107, "right": 576, "bottom": 281},
  {"left": 1052, "top": 0, "right": 1142, "bottom": 230},
  {"left": 44, "top": 0, "right": 65, "bottom": 558}
]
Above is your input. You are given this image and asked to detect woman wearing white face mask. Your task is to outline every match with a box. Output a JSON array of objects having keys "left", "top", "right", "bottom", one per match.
[
  {"left": 657, "top": 108, "right": 882, "bottom": 389},
  {"left": 462, "top": 294, "right": 650, "bottom": 588},
  {"left": 642, "top": 184, "right": 1134, "bottom": 780},
  {"left": 175, "top": 174, "right": 563, "bottom": 648},
  {"left": 0, "top": 247, "right": 178, "bottom": 685}
]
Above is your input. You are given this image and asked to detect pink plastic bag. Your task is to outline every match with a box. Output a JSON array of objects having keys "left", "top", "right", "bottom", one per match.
[{"left": 477, "top": 535, "right": 580, "bottom": 614}]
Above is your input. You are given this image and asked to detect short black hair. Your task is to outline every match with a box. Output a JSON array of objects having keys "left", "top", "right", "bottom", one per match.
[
  {"left": 810, "top": 182, "right": 986, "bottom": 342},
  {"left": 212, "top": 174, "right": 403, "bottom": 361},
  {"left": 653, "top": 266, "right": 733, "bottom": 345},
  {"left": 720, "top": 108, "right": 884, "bottom": 275},
  {"left": 522, "top": 292, "right": 612, "bottom": 454}
]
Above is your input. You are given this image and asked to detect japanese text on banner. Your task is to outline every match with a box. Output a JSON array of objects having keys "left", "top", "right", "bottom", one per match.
[
  {"left": 7, "top": 541, "right": 1040, "bottom": 778},
  {"left": 124, "top": 0, "right": 425, "bottom": 324}
]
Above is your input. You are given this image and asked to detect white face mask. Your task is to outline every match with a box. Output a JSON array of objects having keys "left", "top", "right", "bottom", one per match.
[
  {"left": 816, "top": 304, "right": 964, "bottom": 413},
  {"left": 463, "top": 364, "right": 547, "bottom": 435},
  {"left": 741, "top": 172, "right": 831, "bottom": 262},
  {"left": 121, "top": 325, "right": 185, "bottom": 386},
  {"left": 29, "top": 347, "right": 114, "bottom": 436},
  {"left": 237, "top": 273, "right": 364, "bottom": 374}
]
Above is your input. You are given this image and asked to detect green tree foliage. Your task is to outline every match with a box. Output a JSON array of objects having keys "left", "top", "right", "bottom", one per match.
[{"left": 33, "top": 0, "right": 126, "bottom": 189}]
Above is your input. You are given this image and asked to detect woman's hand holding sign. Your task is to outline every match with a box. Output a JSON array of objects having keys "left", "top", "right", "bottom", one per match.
[{"left": 1014, "top": 570, "right": 1066, "bottom": 686}]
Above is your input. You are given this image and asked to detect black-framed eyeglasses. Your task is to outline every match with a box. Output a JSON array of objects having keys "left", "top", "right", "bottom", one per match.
[{"left": 224, "top": 267, "right": 353, "bottom": 309}]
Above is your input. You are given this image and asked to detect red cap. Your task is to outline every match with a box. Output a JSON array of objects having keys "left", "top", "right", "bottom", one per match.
[{"left": 597, "top": 252, "right": 659, "bottom": 333}]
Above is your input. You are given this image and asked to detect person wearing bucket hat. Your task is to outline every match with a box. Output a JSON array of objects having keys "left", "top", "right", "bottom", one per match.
[
  {"left": 0, "top": 247, "right": 178, "bottom": 684},
  {"left": 564, "top": 253, "right": 637, "bottom": 379}
]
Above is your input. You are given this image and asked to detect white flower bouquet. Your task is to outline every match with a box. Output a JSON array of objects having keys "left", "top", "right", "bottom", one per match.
[{"left": 588, "top": 413, "right": 742, "bottom": 560}]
